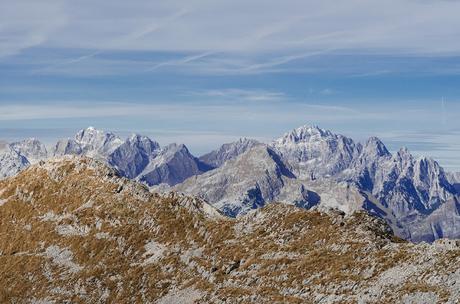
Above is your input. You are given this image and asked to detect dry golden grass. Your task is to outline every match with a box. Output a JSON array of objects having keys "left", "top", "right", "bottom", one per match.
[{"left": 0, "top": 157, "right": 459, "bottom": 303}]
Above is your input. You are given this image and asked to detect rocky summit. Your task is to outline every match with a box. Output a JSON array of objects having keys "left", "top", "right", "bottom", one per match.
[
  {"left": 1, "top": 157, "right": 460, "bottom": 303},
  {"left": 1, "top": 125, "right": 460, "bottom": 243}
]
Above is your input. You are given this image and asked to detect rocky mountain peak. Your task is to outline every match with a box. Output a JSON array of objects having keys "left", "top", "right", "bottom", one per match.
[
  {"left": 0, "top": 146, "right": 30, "bottom": 179},
  {"left": 199, "top": 137, "right": 260, "bottom": 168},
  {"left": 396, "top": 146, "right": 413, "bottom": 160},
  {"left": 126, "top": 133, "right": 160, "bottom": 153},
  {"left": 362, "top": 136, "right": 390, "bottom": 158},
  {"left": 10, "top": 138, "right": 48, "bottom": 164},
  {"left": 74, "top": 127, "right": 123, "bottom": 155},
  {"left": 275, "top": 125, "right": 333, "bottom": 145},
  {"left": 271, "top": 125, "right": 361, "bottom": 179}
]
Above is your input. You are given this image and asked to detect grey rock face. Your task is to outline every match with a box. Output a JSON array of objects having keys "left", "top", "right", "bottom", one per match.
[
  {"left": 176, "top": 124, "right": 460, "bottom": 243},
  {"left": 108, "top": 134, "right": 160, "bottom": 179},
  {"left": 0, "top": 146, "right": 30, "bottom": 179},
  {"left": 270, "top": 125, "right": 362, "bottom": 179},
  {"left": 448, "top": 172, "right": 460, "bottom": 193},
  {"left": 53, "top": 127, "right": 123, "bottom": 159},
  {"left": 138, "top": 143, "right": 209, "bottom": 187},
  {"left": 345, "top": 141, "right": 457, "bottom": 241},
  {"left": 51, "top": 128, "right": 210, "bottom": 187},
  {"left": 53, "top": 138, "right": 83, "bottom": 156},
  {"left": 175, "top": 144, "right": 366, "bottom": 217},
  {"left": 10, "top": 138, "right": 48, "bottom": 164},
  {"left": 176, "top": 145, "right": 295, "bottom": 216},
  {"left": 404, "top": 197, "right": 460, "bottom": 243},
  {"left": 199, "top": 138, "right": 260, "bottom": 168},
  {"left": 2, "top": 124, "right": 460, "bottom": 243}
]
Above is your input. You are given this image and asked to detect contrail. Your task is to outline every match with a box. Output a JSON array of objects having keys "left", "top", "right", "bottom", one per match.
[{"left": 441, "top": 97, "right": 447, "bottom": 126}]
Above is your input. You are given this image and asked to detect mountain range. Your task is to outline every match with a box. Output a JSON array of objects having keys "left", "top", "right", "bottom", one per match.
[
  {"left": 1, "top": 125, "right": 459, "bottom": 243},
  {"left": 1, "top": 157, "right": 460, "bottom": 303}
]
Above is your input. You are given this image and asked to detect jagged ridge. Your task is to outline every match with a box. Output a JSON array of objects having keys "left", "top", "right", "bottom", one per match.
[{"left": 1, "top": 157, "right": 460, "bottom": 303}]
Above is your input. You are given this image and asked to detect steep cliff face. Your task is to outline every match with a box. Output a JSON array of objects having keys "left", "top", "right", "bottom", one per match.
[
  {"left": 271, "top": 125, "right": 362, "bottom": 179},
  {"left": 137, "top": 143, "right": 210, "bottom": 186},
  {"left": 175, "top": 125, "right": 459, "bottom": 242},
  {"left": 108, "top": 134, "right": 161, "bottom": 179},
  {"left": 176, "top": 144, "right": 366, "bottom": 218},
  {"left": 1, "top": 157, "right": 460, "bottom": 303},
  {"left": 0, "top": 146, "right": 30, "bottom": 179},
  {"left": 2, "top": 125, "right": 460, "bottom": 243},
  {"left": 10, "top": 138, "right": 48, "bottom": 164},
  {"left": 53, "top": 127, "right": 124, "bottom": 159},
  {"left": 52, "top": 128, "right": 208, "bottom": 186},
  {"left": 176, "top": 145, "right": 296, "bottom": 216},
  {"left": 199, "top": 138, "right": 260, "bottom": 169}
]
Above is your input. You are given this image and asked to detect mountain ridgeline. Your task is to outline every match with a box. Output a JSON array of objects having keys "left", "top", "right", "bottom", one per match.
[
  {"left": 4, "top": 158, "right": 460, "bottom": 303},
  {"left": 1, "top": 125, "right": 459, "bottom": 243}
]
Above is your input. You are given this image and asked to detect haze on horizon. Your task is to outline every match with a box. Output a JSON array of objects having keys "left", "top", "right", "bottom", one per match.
[{"left": 1, "top": 0, "right": 460, "bottom": 170}]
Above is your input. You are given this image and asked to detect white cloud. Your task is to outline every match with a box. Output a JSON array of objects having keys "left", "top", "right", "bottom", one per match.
[
  {"left": 188, "top": 89, "right": 286, "bottom": 102},
  {"left": 3, "top": 0, "right": 460, "bottom": 59},
  {"left": 0, "top": 0, "right": 67, "bottom": 57}
]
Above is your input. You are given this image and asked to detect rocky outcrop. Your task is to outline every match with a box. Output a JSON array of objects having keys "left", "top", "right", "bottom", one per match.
[
  {"left": 10, "top": 138, "right": 48, "bottom": 164},
  {"left": 199, "top": 138, "right": 260, "bottom": 168},
  {"left": 0, "top": 146, "right": 30, "bottom": 179},
  {"left": 1, "top": 158, "right": 460, "bottom": 303}
]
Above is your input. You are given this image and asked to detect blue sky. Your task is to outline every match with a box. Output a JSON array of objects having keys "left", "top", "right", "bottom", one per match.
[{"left": 1, "top": 0, "right": 460, "bottom": 170}]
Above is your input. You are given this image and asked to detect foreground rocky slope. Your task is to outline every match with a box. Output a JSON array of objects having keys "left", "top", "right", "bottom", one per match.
[{"left": 1, "top": 158, "right": 460, "bottom": 303}]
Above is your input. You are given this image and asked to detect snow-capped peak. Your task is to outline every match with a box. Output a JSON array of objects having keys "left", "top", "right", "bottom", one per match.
[{"left": 275, "top": 125, "right": 333, "bottom": 145}]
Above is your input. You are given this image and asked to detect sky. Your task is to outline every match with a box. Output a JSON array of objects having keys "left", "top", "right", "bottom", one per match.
[{"left": 1, "top": 0, "right": 460, "bottom": 170}]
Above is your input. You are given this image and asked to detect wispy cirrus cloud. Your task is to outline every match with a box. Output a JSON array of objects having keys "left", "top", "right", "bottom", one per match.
[
  {"left": 4, "top": 1, "right": 460, "bottom": 60},
  {"left": 186, "top": 89, "right": 287, "bottom": 102},
  {"left": 40, "top": 1, "right": 460, "bottom": 54}
]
